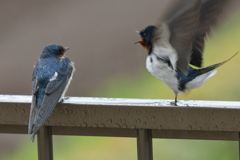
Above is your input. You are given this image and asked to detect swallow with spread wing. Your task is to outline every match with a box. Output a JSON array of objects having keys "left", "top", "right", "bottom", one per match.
[
  {"left": 135, "top": 0, "right": 237, "bottom": 105},
  {"left": 28, "top": 44, "right": 75, "bottom": 142}
]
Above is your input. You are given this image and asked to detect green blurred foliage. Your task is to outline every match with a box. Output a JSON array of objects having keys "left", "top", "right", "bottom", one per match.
[
  {"left": 1, "top": 13, "right": 240, "bottom": 160},
  {"left": 153, "top": 139, "right": 238, "bottom": 160}
]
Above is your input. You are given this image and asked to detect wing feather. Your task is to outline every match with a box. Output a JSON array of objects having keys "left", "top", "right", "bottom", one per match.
[
  {"left": 190, "top": 0, "right": 228, "bottom": 67},
  {"left": 166, "top": 0, "right": 201, "bottom": 75},
  {"left": 29, "top": 62, "right": 74, "bottom": 142},
  {"left": 28, "top": 76, "right": 38, "bottom": 134}
]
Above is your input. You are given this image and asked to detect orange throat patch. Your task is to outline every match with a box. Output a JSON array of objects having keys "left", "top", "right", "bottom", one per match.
[
  {"left": 138, "top": 39, "right": 149, "bottom": 50},
  {"left": 62, "top": 51, "right": 66, "bottom": 57}
]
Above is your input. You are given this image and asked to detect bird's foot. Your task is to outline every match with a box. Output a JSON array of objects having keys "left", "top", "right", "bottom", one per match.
[
  {"left": 170, "top": 100, "right": 177, "bottom": 106},
  {"left": 60, "top": 96, "right": 69, "bottom": 103}
]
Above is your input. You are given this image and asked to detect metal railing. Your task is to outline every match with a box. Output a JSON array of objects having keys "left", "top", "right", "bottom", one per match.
[{"left": 1, "top": 95, "right": 240, "bottom": 160}]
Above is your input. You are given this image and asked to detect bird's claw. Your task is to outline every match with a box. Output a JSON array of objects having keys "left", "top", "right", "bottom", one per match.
[
  {"left": 170, "top": 101, "right": 178, "bottom": 106},
  {"left": 60, "top": 96, "right": 69, "bottom": 103}
]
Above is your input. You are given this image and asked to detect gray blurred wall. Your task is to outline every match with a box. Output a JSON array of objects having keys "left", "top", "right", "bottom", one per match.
[
  {"left": 2, "top": 0, "right": 238, "bottom": 97},
  {"left": 0, "top": 0, "right": 167, "bottom": 96}
]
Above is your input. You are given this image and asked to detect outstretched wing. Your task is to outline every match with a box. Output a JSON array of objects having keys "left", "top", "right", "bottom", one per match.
[
  {"left": 29, "top": 60, "right": 74, "bottom": 142},
  {"left": 190, "top": 0, "right": 228, "bottom": 67},
  {"left": 165, "top": 0, "right": 201, "bottom": 75}
]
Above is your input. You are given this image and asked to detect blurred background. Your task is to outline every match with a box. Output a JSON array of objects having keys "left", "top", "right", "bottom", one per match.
[{"left": 0, "top": 0, "right": 240, "bottom": 159}]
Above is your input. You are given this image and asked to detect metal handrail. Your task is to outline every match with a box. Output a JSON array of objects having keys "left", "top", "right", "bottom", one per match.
[{"left": 1, "top": 95, "right": 240, "bottom": 160}]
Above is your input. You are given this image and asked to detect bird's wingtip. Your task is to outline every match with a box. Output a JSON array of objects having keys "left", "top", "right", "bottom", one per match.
[
  {"left": 29, "top": 133, "right": 36, "bottom": 142},
  {"left": 225, "top": 51, "right": 239, "bottom": 63}
]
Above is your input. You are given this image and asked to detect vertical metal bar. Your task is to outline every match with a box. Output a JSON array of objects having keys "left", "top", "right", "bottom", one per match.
[
  {"left": 137, "top": 129, "right": 153, "bottom": 160},
  {"left": 239, "top": 132, "right": 240, "bottom": 160},
  {"left": 37, "top": 126, "right": 53, "bottom": 160}
]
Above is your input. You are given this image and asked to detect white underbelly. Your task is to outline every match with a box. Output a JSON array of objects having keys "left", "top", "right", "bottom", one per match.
[{"left": 146, "top": 55, "right": 179, "bottom": 92}]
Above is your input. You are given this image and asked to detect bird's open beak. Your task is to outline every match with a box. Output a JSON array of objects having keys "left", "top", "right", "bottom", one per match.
[
  {"left": 134, "top": 30, "right": 141, "bottom": 44},
  {"left": 64, "top": 47, "right": 70, "bottom": 51},
  {"left": 134, "top": 40, "right": 140, "bottom": 44},
  {"left": 62, "top": 47, "right": 70, "bottom": 57},
  {"left": 135, "top": 39, "right": 149, "bottom": 50},
  {"left": 134, "top": 30, "right": 149, "bottom": 50},
  {"left": 135, "top": 30, "right": 140, "bottom": 34}
]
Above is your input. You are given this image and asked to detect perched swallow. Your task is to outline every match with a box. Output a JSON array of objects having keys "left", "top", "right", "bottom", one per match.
[
  {"left": 28, "top": 44, "right": 75, "bottom": 142},
  {"left": 135, "top": 0, "right": 236, "bottom": 105}
]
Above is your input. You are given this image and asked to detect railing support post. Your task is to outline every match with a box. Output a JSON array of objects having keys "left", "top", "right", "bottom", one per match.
[
  {"left": 239, "top": 132, "right": 240, "bottom": 160},
  {"left": 37, "top": 126, "right": 53, "bottom": 160},
  {"left": 137, "top": 129, "right": 153, "bottom": 160}
]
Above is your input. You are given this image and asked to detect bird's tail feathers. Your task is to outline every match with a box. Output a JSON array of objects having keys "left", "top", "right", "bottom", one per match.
[
  {"left": 199, "top": 52, "right": 238, "bottom": 74},
  {"left": 29, "top": 132, "right": 36, "bottom": 142},
  {"left": 28, "top": 96, "right": 37, "bottom": 135}
]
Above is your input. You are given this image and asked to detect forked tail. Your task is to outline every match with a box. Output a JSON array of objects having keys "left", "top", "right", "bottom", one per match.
[{"left": 199, "top": 52, "right": 238, "bottom": 74}]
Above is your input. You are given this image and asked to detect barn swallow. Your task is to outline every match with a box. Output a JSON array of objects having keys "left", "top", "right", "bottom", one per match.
[
  {"left": 28, "top": 44, "right": 75, "bottom": 142},
  {"left": 135, "top": 0, "right": 237, "bottom": 105}
]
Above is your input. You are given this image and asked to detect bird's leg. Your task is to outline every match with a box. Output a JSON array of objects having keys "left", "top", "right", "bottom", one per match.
[
  {"left": 174, "top": 95, "right": 178, "bottom": 105},
  {"left": 170, "top": 91, "right": 178, "bottom": 106}
]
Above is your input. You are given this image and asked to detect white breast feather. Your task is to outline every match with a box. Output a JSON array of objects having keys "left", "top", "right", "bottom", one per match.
[
  {"left": 146, "top": 55, "right": 179, "bottom": 92},
  {"left": 146, "top": 23, "right": 180, "bottom": 93}
]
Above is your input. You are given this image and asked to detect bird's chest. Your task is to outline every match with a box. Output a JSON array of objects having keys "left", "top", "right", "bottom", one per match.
[{"left": 146, "top": 55, "right": 179, "bottom": 92}]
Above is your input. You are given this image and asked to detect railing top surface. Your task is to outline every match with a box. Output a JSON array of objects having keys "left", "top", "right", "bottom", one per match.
[
  {"left": 0, "top": 95, "right": 240, "bottom": 109},
  {"left": 1, "top": 95, "right": 240, "bottom": 134}
]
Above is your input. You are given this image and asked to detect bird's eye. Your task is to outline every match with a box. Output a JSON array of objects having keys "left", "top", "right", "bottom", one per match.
[{"left": 58, "top": 47, "right": 64, "bottom": 54}]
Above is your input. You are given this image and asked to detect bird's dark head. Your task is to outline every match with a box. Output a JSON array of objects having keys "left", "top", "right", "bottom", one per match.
[
  {"left": 41, "top": 44, "right": 70, "bottom": 58},
  {"left": 135, "top": 25, "right": 156, "bottom": 50}
]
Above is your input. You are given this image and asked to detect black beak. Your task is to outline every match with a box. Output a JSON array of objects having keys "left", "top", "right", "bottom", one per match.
[
  {"left": 64, "top": 47, "right": 70, "bottom": 51},
  {"left": 134, "top": 31, "right": 141, "bottom": 44},
  {"left": 135, "top": 31, "right": 140, "bottom": 34},
  {"left": 134, "top": 40, "right": 140, "bottom": 44}
]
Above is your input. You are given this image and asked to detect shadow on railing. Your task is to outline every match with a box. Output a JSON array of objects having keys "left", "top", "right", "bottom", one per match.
[{"left": 1, "top": 95, "right": 240, "bottom": 160}]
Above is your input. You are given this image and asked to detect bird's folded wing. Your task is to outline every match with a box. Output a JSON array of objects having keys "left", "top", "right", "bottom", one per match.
[{"left": 31, "top": 64, "right": 73, "bottom": 135}]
